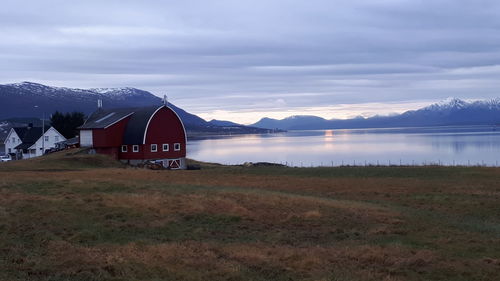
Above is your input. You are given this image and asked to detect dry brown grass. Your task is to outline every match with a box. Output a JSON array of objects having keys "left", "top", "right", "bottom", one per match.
[
  {"left": 1, "top": 154, "right": 499, "bottom": 280},
  {"left": 34, "top": 240, "right": 496, "bottom": 281}
]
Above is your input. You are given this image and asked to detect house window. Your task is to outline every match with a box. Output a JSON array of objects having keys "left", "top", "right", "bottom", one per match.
[
  {"left": 174, "top": 143, "right": 181, "bottom": 151},
  {"left": 151, "top": 144, "right": 157, "bottom": 152},
  {"left": 132, "top": 145, "right": 139, "bottom": 152},
  {"left": 8, "top": 148, "right": 11, "bottom": 153},
  {"left": 55, "top": 136, "right": 59, "bottom": 142},
  {"left": 12, "top": 137, "right": 15, "bottom": 143},
  {"left": 44, "top": 136, "right": 49, "bottom": 142},
  {"left": 162, "top": 144, "right": 169, "bottom": 151},
  {"left": 121, "top": 145, "right": 128, "bottom": 152}
]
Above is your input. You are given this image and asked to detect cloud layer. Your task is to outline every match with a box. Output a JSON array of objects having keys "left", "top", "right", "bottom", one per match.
[{"left": 1, "top": 0, "right": 500, "bottom": 123}]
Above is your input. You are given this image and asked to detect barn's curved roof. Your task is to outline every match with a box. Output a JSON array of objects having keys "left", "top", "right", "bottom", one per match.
[
  {"left": 80, "top": 105, "right": 185, "bottom": 145},
  {"left": 122, "top": 106, "right": 162, "bottom": 145}
]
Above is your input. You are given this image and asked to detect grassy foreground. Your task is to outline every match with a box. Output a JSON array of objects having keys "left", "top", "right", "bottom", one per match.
[{"left": 0, "top": 150, "right": 499, "bottom": 281}]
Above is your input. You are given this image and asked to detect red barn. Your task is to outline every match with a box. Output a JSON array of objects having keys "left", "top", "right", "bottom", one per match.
[{"left": 79, "top": 104, "right": 187, "bottom": 169}]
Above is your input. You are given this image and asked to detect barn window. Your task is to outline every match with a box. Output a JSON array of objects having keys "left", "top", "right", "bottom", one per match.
[
  {"left": 121, "top": 145, "right": 128, "bottom": 152},
  {"left": 174, "top": 143, "right": 181, "bottom": 151},
  {"left": 132, "top": 145, "right": 139, "bottom": 152},
  {"left": 151, "top": 144, "right": 158, "bottom": 152},
  {"left": 163, "top": 144, "right": 169, "bottom": 151}
]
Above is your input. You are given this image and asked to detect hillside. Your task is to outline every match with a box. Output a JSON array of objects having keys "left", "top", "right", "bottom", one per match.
[
  {"left": 0, "top": 151, "right": 499, "bottom": 280},
  {"left": 0, "top": 82, "right": 270, "bottom": 139},
  {"left": 252, "top": 98, "right": 500, "bottom": 130}
]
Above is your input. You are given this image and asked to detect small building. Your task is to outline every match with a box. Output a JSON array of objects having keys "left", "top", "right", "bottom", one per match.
[
  {"left": 79, "top": 104, "right": 187, "bottom": 169},
  {"left": 55, "top": 136, "right": 80, "bottom": 150},
  {"left": 3, "top": 124, "right": 67, "bottom": 159}
]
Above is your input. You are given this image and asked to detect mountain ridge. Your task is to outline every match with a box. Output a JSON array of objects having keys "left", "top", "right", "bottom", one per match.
[
  {"left": 2, "top": 82, "right": 499, "bottom": 134},
  {"left": 251, "top": 98, "right": 500, "bottom": 130},
  {"left": 0, "top": 82, "right": 270, "bottom": 140}
]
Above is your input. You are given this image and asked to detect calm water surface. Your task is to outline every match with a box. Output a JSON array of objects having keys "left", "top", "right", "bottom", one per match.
[{"left": 187, "top": 126, "right": 500, "bottom": 166}]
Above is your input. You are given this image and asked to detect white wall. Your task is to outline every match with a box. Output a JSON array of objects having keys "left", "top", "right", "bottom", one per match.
[
  {"left": 3, "top": 129, "right": 21, "bottom": 155},
  {"left": 80, "top": 130, "right": 93, "bottom": 147},
  {"left": 30, "top": 127, "right": 67, "bottom": 157}
]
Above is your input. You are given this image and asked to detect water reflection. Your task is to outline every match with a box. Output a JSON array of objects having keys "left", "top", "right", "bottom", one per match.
[
  {"left": 324, "top": 130, "right": 334, "bottom": 138},
  {"left": 187, "top": 126, "right": 500, "bottom": 166}
]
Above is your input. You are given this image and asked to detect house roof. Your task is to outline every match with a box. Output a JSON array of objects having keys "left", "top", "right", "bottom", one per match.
[
  {"left": 14, "top": 142, "right": 33, "bottom": 150},
  {"left": 13, "top": 127, "right": 49, "bottom": 143},
  {"left": 79, "top": 108, "right": 135, "bottom": 129},
  {"left": 123, "top": 106, "right": 163, "bottom": 145}
]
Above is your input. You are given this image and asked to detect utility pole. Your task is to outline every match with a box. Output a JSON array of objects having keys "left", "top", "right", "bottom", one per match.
[{"left": 42, "top": 112, "right": 45, "bottom": 155}]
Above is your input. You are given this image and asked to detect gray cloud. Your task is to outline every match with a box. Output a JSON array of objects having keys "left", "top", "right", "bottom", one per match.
[{"left": 1, "top": 0, "right": 499, "bottom": 122}]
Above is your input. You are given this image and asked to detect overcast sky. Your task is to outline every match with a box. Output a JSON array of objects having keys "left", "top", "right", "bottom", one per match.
[{"left": 1, "top": 0, "right": 500, "bottom": 123}]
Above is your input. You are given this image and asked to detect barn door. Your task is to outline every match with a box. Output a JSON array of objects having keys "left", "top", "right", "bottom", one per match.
[{"left": 168, "top": 159, "right": 181, "bottom": 169}]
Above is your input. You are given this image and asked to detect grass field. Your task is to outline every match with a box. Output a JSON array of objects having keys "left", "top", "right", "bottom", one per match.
[{"left": 1, "top": 150, "right": 499, "bottom": 281}]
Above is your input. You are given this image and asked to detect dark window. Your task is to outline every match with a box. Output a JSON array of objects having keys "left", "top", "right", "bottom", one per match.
[
  {"left": 174, "top": 143, "right": 181, "bottom": 151},
  {"left": 132, "top": 145, "right": 139, "bottom": 152},
  {"left": 163, "top": 144, "right": 169, "bottom": 151},
  {"left": 121, "top": 145, "right": 127, "bottom": 152},
  {"left": 151, "top": 144, "right": 158, "bottom": 152}
]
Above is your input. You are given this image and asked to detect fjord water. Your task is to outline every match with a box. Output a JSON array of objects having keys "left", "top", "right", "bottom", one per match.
[{"left": 187, "top": 126, "right": 500, "bottom": 167}]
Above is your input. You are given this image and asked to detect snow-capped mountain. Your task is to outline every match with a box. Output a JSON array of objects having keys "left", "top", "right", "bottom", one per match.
[
  {"left": 417, "top": 97, "right": 500, "bottom": 113},
  {"left": 0, "top": 82, "right": 270, "bottom": 139},
  {"left": 251, "top": 98, "right": 500, "bottom": 130},
  {"left": 0, "top": 81, "right": 208, "bottom": 127},
  {"left": 4, "top": 81, "right": 158, "bottom": 103},
  {"left": 398, "top": 98, "right": 500, "bottom": 126},
  {"left": 422, "top": 97, "right": 469, "bottom": 111}
]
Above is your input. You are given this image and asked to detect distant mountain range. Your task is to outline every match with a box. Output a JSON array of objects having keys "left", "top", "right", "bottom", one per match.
[
  {"left": 250, "top": 98, "right": 500, "bottom": 130},
  {"left": 2, "top": 82, "right": 499, "bottom": 141},
  {"left": 208, "top": 119, "right": 242, "bottom": 127},
  {"left": 0, "top": 82, "right": 269, "bottom": 140}
]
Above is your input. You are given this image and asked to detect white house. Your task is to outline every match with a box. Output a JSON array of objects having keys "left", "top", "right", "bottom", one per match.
[{"left": 3, "top": 125, "right": 66, "bottom": 159}]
